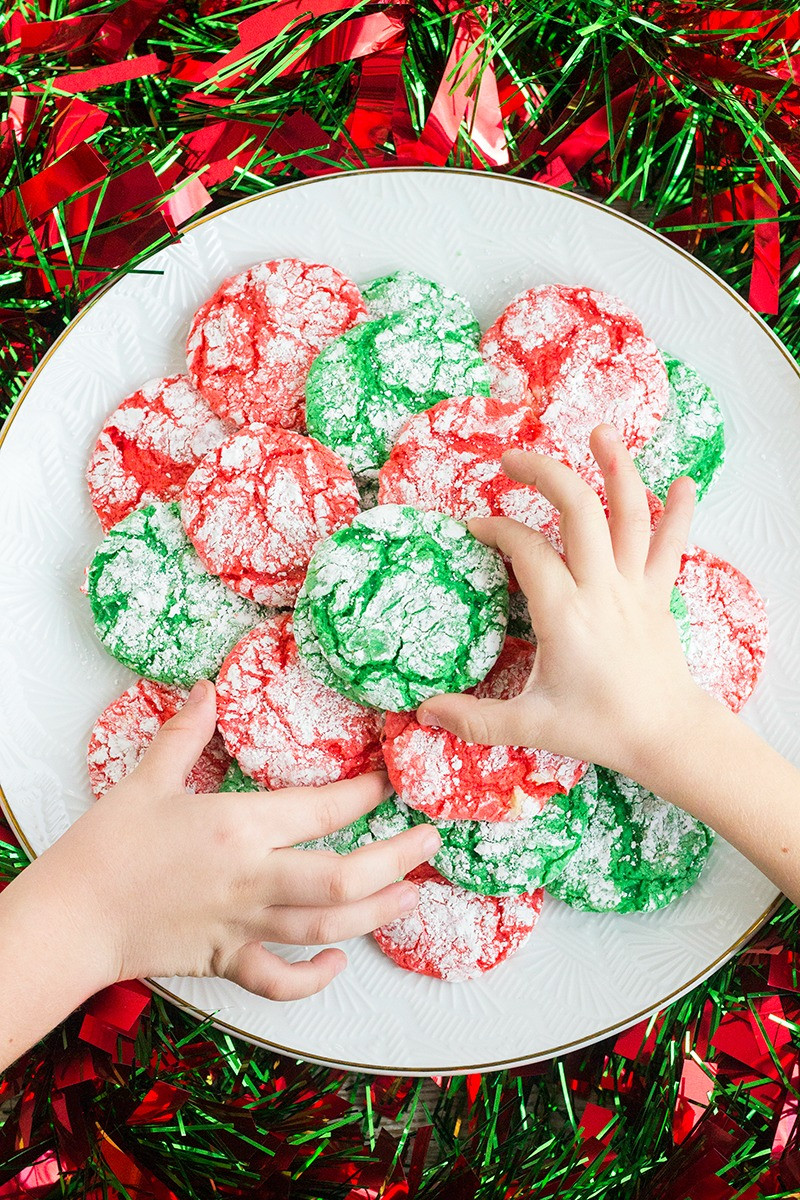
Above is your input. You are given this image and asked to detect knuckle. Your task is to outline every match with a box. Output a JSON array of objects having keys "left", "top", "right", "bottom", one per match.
[
  {"left": 316, "top": 798, "right": 342, "bottom": 837},
  {"left": 572, "top": 491, "right": 603, "bottom": 521},
  {"left": 258, "top": 974, "right": 289, "bottom": 1001},
  {"left": 309, "top": 912, "right": 337, "bottom": 946},
  {"left": 326, "top": 860, "right": 353, "bottom": 906}
]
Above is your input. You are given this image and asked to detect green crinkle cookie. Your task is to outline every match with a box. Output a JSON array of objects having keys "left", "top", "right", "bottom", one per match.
[
  {"left": 635, "top": 355, "right": 725, "bottom": 502},
  {"left": 670, "top": 585, "right": 691, "bottom": 654},
  {"left": 362, "top": 270, "right": 480, "bottom": 344},
  {"left": 86, "top": 501, "right": 262, "bottom": 687},
  {"left": 220, "top": 761, "right": 261, "bottom": 793},
  {"left": 547, "top": 766, "right": 714, "bottom": 913},
  {"left": 294, "top": 504, "right": 509, "bottom": 711},
  {"left": 426, "top": 767, "right": 599, "bottom": 896},
  {"left": 304, "top": 310, "right": 491, "bottom": 478},
  {"left": 301, "top": 793, "right": 418, "bottom": 854}
]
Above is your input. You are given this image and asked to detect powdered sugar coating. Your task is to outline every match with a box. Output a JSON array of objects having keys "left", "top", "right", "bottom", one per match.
[
  {"left": 88, "top": 678, "right": 229, "bottom": 799},
  {"left": 431, "top": 767, "right": 598, "bottom": 896},
  {"left": 215, "top": 613, "right": 383, "bottom": 789},
  {"left": 362, "top": 270, "right": 480, "bottom": 343},
  {"left": 181, "top": 425, "right": 360, "bottom": 606},
  {"left": 305, "top": 311, "right": 491, "bottom": 478},
  {"left": 187, "top": 258, "right": 366, "bottom": 429},
  {"left": 383, "top": 637, "right": 586, "bottom": 821},
  {"left": 480, "top": 285, "right": 668, "bottom": 471},
  {"left": 374, "top": 864, "right": 543, "bottom": 981},
  {"left": 377, "top": 394, "right": 566, "bottom": 551},
  {"left": 86, "top": 375, "right": 233, "bottom": 532},
  {"left": 635, "top": 355, "right": 725, "bottom": 502},
  {"left": 676, "top": 546, "right": 768, "bottom": 713},
  {"left": 294, "top": 505, "right": 509, "bottom": 711},
  {"left": 547, "top": 767, "right": 713, "bottom": 913},
  {"left": 86, "top": 501, "right": 263, "bottom": 686}
]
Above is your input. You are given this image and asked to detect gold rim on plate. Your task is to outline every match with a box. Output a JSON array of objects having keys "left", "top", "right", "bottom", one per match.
[{"left": 0, "top": 167, "right": 792, "bottom": 1075}]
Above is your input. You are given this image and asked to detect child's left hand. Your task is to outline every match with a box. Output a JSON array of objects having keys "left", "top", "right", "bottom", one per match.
[{"left": 0, "top": 681, "right": 439, "bottom": 1071}]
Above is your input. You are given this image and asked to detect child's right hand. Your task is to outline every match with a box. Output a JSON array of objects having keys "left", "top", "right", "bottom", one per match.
[
  {"left": 27, "top": 681, "right": 441, "bottom": 1004},
  {"left": 417, "top": 424, "right": 716, "bottom": 787}
]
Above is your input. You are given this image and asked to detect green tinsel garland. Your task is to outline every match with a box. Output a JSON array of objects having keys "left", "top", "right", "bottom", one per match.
[{"left": 1, "top": 0, "right": 800, "bottom": 1195}]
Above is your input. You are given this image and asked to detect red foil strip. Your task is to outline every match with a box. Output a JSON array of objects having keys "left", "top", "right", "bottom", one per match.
[
  {"left": 345, "top": 33, "right": 406, "bottom": 165},
  {"left": 395, "top": 10, "right": 503, "bottom": 166},
  {"left": 16, "top": 13, "right": 107, "bottom": 55},
  {"left": 50, "top": 53, "right": 168, "bottom": 93},
  {"left": 180, "top": 118, "right": 271, "bottom": 185},
  {"left": 267, "top": 109, "right": 346, "bottom": 175},
  {"left": 546, "top": 82, "right": 646, "bottom": 172},
  {"left": 97, "top": 1131, "right": 181, "bottom": 1200},
  {"left": 750, "top": 169, "right": 780, "bottom": 314},
  {"left": 187, "top": 0, "right": 361, "bottom": 94},
  {"left": 42, "top": 97, "right": 107, "bottom": 166},
  {"left": 127, "top": 1081, "right": 191, "bottom": 1125},
  {"left": 279, "top": 11, "right": 405, "bottom": 78},
  {"left": 0, "top": 141, "right": 108, "bottom": 235},
  {"left": 0, "top": 1151, "right": 60, "bottom": 1199},
  {"left": 94, "top": 0, "right": 169, "bottom": 62}
]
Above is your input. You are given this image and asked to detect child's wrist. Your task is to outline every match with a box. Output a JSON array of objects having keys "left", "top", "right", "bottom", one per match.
[
  {"left": 616, "top": 683, "right": 729, "bottom": 804},
  {"left": 25, "top": 839, "right": 125, "bottom": 993}
]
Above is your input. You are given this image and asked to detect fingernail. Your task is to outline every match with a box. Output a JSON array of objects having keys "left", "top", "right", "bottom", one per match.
[
  {"left": 186, "top": 680, "right": 209, "bottom": 706},
  {"left": 417, "top": 709, "right": 441, "bottom": 729},
  {"left": 601, "top": 424, "right": 621, "bottom": 442},
  {"left": 398, "top": 885, "right": 419, "bottom": 913},
  {"left": 422, "top": 828, "right": 441, "bottom": 856},
  {"left": 382, "top": 776, "right": 396, "bottom": 800}
]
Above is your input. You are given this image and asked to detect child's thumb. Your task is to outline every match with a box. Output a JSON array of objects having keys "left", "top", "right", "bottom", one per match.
[
  {"left": 136, "top": 680, "right": 218, "bottom": 791},
  {"left": 416, "top": 692, "right": 538, "bottom": 748}
]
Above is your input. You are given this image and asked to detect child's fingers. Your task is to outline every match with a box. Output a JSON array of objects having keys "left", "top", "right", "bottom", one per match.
[
  {"left": 500, "top": 449, "right": 613, "bottom": 584},
  {"left": 264, "top": 771, "right": 392, "bottom": 847},
  {"left": 467, "top": 516, "right": 571, "bottom": 635},
  {"left": 225, "top": 942, "right": 345, "bottom": 1001},
  {"left": 416, "top": 690, "right": 549, "bottom": 749},
  {"left": 590, "top": 425, "right": 652, "bottom": 578},
  {"left": 135, "top": 680, "right": 218, "bottom": 792},
  {"left": 265, "top": 881, "right": 419, "bottom": 946},
  {"left": 267, "top": 826, "right": 439, "bottom": 908},
  {"left": 646, "top": 475, "right": 697, "bottom": 596}
]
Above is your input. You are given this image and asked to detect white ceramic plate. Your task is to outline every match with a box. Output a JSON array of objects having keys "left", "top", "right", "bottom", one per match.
[{"left": 0, "top": 169, "right": 796, "bottom": 1076}]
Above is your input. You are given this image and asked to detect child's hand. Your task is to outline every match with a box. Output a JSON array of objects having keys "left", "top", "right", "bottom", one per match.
[
  {"left": 417, "top": 424, "right": 712, "bottom": 785},
  {"left": 34, "top": 681, "right": 440, "bottom": 1002}
]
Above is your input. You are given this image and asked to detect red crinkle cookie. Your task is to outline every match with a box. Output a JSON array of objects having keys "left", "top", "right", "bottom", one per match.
[
  {"left": 181, "top": 425, "right": 360, "bottom": 607},
  {"left": 186, "top": 258, "right": 366, "bottom": 429},
  {"left": 480, "top": 285, "right": 668, "bottom": 471},
  {"left": 378, "top": 394, "right": 569, "bottom": 551},
  {"left": 373, "top": 863, "right": 543, "bottom": 981},
  {"left": 383, "top": 637, "right": 587, "bottom": 821},
  {"left": 677, "top": 546, "right": 768, "bottom": 714},
  {"left": 88, "top": 678, "right": 230, "bottom": 799},
  {"left": 216, "top": 612, "right": 384, "bottom": 789},
  {"left": 86, "top": 375, "right": 232, "bottom": 532}
]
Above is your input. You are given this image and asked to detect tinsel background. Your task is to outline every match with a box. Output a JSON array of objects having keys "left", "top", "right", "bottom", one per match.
[{"left": 1, "top": 0, "right": 800, "bottom": 1195}]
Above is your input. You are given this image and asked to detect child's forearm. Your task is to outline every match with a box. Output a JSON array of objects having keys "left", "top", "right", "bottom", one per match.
[
  {"left": 0, "top": 851, "right": 115, "bottom": 1072},
  {"left": 626, "top": 691, "right": 800, "bottom": 903}
]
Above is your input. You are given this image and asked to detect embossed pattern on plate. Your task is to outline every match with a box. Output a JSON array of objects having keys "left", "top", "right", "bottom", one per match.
[{"left": 0, "top": 170, "right": 794, "bottom": 1075}]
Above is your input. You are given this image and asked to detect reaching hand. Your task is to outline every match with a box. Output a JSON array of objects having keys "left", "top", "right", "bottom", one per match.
[
  {"left": 416, "top": 424, "right": 709, "bottom": 784},
  {"left": 33, "top": 681, "right": 440, "bottom": 1003}
]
